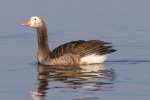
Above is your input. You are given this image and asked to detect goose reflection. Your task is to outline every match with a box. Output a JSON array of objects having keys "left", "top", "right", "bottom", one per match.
[{"left": 32, "top": 64, "right": 116, "bottom": 100}]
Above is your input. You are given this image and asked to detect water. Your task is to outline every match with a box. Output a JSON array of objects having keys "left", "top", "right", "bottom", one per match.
[{"left": 0, "top": 0, "right": 150, "bottom": 100}]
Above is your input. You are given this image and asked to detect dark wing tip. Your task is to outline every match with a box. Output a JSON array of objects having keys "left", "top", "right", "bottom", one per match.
[{"left": 109, "top": 49, "right": 117, "bottom": 53}]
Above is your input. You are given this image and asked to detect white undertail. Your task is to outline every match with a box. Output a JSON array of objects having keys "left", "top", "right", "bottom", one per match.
[{"left": 80, "top": 54, "right": 108, "bottom": 64}]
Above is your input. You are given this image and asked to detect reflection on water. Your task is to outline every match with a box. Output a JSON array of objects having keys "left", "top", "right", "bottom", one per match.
[{"left": 32, "top": 64, "right": 116, "bottom": 100}]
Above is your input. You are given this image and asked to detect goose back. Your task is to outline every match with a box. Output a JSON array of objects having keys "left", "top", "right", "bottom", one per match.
[{"left": 50, "top": 40, "right": 116, "bottom": 59}]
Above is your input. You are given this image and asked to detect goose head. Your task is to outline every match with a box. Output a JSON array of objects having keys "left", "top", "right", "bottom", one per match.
[{"left": 22, "top": 16, "right": 43, "bottom": 28}]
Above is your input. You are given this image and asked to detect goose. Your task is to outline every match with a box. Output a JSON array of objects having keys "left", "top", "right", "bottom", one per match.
[{"left": 22, "top": 16, "right": 116, "bottom": 66}]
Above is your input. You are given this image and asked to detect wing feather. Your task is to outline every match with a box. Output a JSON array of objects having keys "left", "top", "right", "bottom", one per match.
[{"left": 50, "top": 40, "right": 116, "bottom": 58}]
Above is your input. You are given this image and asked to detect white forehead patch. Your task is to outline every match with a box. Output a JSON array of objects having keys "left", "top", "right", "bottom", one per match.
[
  {"left": 30, "top": 16, "right": 42, "bottom": 27},
  {"left": 31, "top": 16, "right": 41, "bottom": 22}
]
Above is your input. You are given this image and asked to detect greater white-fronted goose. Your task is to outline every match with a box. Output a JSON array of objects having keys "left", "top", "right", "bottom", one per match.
[{"left": 22, "top": 16, "right": 116, "bottom": 66}]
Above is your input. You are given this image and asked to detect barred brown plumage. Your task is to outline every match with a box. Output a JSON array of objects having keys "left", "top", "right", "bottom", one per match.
[
  {"left": 22, "top": 16, "right": 116, "bottom": 66},
  {"left": 51, "top": 40, "right": 115, "bottom": 58}
]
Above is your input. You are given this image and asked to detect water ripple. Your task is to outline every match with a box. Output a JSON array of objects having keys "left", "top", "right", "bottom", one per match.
[
  {"left": 32, "top": 64, "right": 116, "bottom": 100},
  {"left": 107, "top": 59, "right": 150, "bottom": 64}
]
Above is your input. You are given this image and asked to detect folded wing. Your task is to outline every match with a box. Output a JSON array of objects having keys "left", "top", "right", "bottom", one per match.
[{"left": 51, "top": 40, "right": 116, "bottom": 59}]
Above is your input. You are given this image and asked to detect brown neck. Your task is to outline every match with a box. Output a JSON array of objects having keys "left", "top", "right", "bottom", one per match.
[{"left": 36, "top": 23, "right": 50, "bottom": 61}]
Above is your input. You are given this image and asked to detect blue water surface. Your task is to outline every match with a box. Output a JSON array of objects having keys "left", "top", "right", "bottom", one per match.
[{"left": 0, "top": 0, "right": 150, "bottom": 100}]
